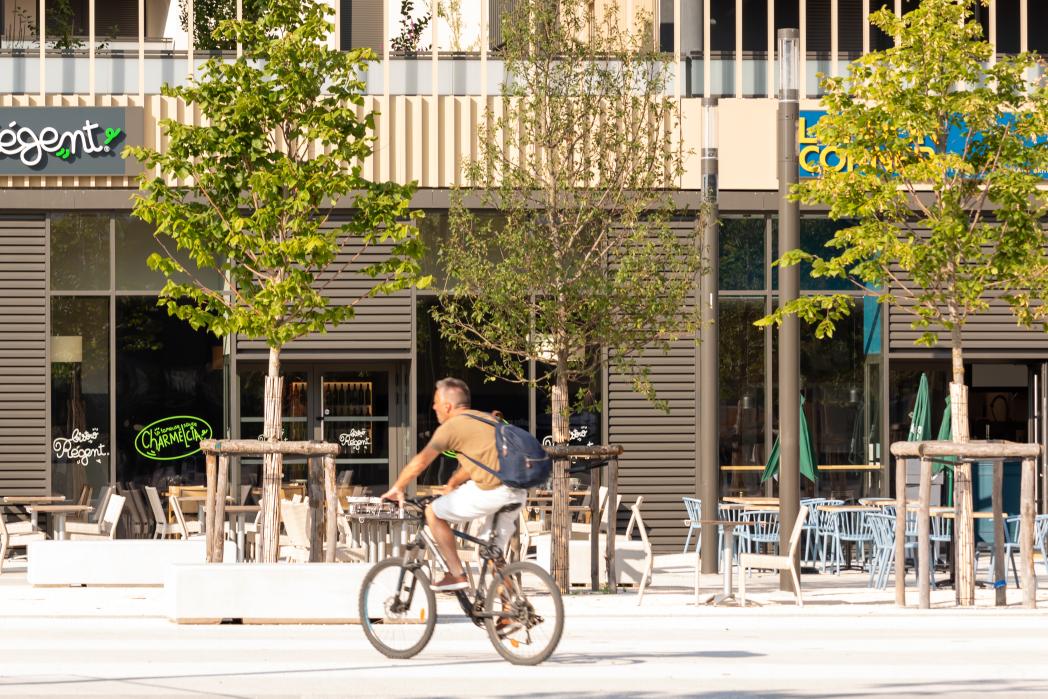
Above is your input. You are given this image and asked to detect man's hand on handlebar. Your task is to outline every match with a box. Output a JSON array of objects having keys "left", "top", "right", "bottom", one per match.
[{"left": 380, "top": 486, "right": 406, "bottom": 506}]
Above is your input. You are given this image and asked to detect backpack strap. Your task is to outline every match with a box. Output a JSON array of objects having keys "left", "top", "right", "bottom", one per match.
[{"left": 451, "top": 413, "right": 500, "bottom": 480}]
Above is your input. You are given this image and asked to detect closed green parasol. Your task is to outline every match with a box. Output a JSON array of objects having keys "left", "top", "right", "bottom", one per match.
[
  {"left": 762, "top": 393, "right": 818, "bottom": 483},
  {"left": 907, "top": 373, "right": 932, "bottom": 443},
  {"left": 936, "top": 395, "right": 955, "bottom": 505}
]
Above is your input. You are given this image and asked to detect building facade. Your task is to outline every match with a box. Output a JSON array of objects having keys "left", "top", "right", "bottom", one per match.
[{"left": 2, "top": 0, "right": 1047, "bottom": 550}]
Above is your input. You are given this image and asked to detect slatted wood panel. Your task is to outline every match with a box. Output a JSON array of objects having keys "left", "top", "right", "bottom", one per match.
[
  {"left": 606, "top": 221, "right": 699, "bottom": 552},
  {"left": 237, "top": 224, "right": 413, "bottom": 354},
  {"left": 887, "top": 232, "right": 1048, "bottom": 353},
  {"left": 608, "top": 343, "right": 697, "bottom": 553},
  {"left": 889, "top": 296, "right": 1048, "bottom": 352},
  {"left": 0, "top": 218, "right": 48, "bottom": 496}
]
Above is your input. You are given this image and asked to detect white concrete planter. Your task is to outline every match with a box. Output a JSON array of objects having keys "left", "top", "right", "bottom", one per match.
[
  {"left": 27, "top": 540, "right": 235, "bottom": 587},
  {"left": 532, "top": 535, "right": 649, "bottom": 587},
  {"left": 165, "top": 562, "right": 371, "bottom": 624}
]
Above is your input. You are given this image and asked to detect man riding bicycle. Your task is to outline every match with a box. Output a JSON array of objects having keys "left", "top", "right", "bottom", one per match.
[{"left": 381, "top": 377, "right": 527, "bottom": 592}]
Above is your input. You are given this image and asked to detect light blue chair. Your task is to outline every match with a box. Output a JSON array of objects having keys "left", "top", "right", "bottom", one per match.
[
  {"left": 930, "top": 513, "right": 952, "bottom": 567},
  {"left": 980, "top": 515, "right": 1021, "bottom": 588},
  {"left": 866, "top": 512, "right": 917, "bottom": 589},
  {"left": 800, "top": 498, "right": 828, "bottom": 566},
  {"left": 820, "top": 509, "right": 874, "bottom": 575},
  {"left": 717, "top": 503, "right": 747, "bottom": 568},
  {"left": 739, "top": 509, "right": 781, "bottom": 560},
  {"left": 682, "top": 497, "right": 702, "bottom": 554},
  {"left": 1037, "top": 514, "right": 1048, "bottom": 575}
]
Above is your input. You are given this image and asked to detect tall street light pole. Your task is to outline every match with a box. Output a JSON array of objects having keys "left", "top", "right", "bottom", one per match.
[
  {"left": 699, "top": 97, "right": 719, "bottom": 573},
  {"left": 777, "top": 28, "right": 801, "bottom": 592}
]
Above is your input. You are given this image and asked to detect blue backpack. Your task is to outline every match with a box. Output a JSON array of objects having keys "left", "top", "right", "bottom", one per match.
[{"left": 456, "top": 414, "right": 552, "bottom": 490}]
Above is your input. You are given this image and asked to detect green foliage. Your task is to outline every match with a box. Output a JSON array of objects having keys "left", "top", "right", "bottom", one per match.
[
  {"left": 758, "top": 0, "right": 1048, "bottom": 355},
  {"left": 390, "top": 0, "right": 431, "bottom": 54},
  {"left": 433, "top": 0, "right": 703, "bottom": 416},
  {"left": 180, "top": 0, "right": 266, "bottom": 51},
  {"left": 127, "top": 0, "right": 430, "bottom": 351}
]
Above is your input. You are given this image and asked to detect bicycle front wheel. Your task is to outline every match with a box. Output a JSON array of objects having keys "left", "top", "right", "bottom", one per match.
[
  {"left": 484, "top": 561, "right": 564, "bottom": 665},
  {"left": 359, "top": 558, "right": 437, "bottom": 659}
]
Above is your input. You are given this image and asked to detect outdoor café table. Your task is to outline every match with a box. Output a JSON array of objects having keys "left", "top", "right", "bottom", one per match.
[
  {"left": 31, "top": 504, "right": 92, "bottom": 540},
  {"left": 224, "top": 504, "right": 261, "bottom": 562},
  {"left": 1, "top": 496, "right": 66, "bottom": 530},
  {"left": 723, "top": 497, "right": 779, "bottom": 506},
  {"left": 694, "top": 519, "right": 754, "bottom": 606},
  {"left": 858, "top": 497, "right": 895, "bottom": 506}
]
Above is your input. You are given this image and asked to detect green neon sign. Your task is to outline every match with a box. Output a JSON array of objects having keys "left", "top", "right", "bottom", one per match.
[{"left": 134, "top": 415, "right": 213, "bottom": 461}]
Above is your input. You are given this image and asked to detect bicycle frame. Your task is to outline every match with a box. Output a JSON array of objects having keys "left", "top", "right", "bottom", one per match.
[{"left": 394, "top": 514, "right": 510, "bottom": 626}]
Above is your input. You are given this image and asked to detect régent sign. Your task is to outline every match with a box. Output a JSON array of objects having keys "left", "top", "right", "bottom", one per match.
[
  {"left": 0, "top": 107, "right": 142, "bottom": 176},
  {"left": 134, "top": 415, "right": 213, "bottom": 461}
]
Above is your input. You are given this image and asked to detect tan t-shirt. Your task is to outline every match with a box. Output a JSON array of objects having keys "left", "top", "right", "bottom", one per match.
[{"left": 426, "top": 410, "right": 502, "bottom": 491}]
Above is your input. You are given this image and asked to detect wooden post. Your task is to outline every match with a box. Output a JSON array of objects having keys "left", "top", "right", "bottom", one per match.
[
  {"left": 917, "top": 457, "right": 932, "bottom": 609},
  {"left": 605, "top": 455, "right": 618, "bottom": 593},
  {"left": 590, "top": 463, "right": 601, "bottom": 592},
  {"left": 308, "top": 455, "right": 324, "bottom": 562},
  {"left": 213, "top": 455, "right": 229, "bottom": 564},
  {"left": 205, "top": 453, "right": 217, "bottom": 563},
  {"left": 992, "top": 459, "right": 1005, "bottom": 607},
  {"left": 324, "top": 454, "right": 337, "bottom": 563},
  {"left": 550, "top": 457, "right": 570, "bottom": 592},
  {"left": 894, "top": 455, "right": 907, "bottom": 606},
  {"left": 954, "top": 460, "right": 975, "bottom": 606},
  {"left": 1020, "top": 458, "right": 1036, "bottom": 609},
  {"left": 259, "top": 374, "right": 284, "bottom": 563}
]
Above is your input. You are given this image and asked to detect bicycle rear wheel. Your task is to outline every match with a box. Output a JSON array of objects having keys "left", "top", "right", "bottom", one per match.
[
  {"left": 484, "top": 561, "right": 564, "bottom": 665},
  {"left": 359, "top": 558, "right": 437, "bottom": 659}
]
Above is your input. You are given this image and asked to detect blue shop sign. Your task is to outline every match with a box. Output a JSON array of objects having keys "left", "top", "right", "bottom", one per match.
[{"left": 798, "top": 110, "right": 1048, "bottom": 179}]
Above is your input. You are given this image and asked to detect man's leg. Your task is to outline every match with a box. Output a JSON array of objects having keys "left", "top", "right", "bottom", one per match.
[{"left": 425, "top": 504, "right": 464, "bottom": 577}]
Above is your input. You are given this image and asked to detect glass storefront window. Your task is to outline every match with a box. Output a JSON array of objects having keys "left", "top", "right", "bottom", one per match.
[
  {"left": 115, "top": 215, "right": 224, "bottom": 291},
  {"left": 719, "top": 298, "right": 766, "bottom": 497},
  {"left": 719, "top": 218, "right": 765, "bottom": 291},
  {"left": 415, "top": 296, "right": 530, "bottom": 487},
  {"left": 50, "top": 214, "right": 110, "bottom": 290},
  {"left": 115, "top": 297, "right": 223, "bottom": 490},
  {"left": 50, "top": 297, "right": 110, "bottom": 501},
  {"left": 800, "top": 304, "right": 871, "bottom": 500},
  {"left": 772, "top": 217, "right": 857, "bottom": 291}
]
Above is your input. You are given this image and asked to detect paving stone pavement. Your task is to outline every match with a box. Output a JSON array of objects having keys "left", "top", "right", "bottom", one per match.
[{"left": 1, "top": 555, "right": 1047, "bottom": 698}]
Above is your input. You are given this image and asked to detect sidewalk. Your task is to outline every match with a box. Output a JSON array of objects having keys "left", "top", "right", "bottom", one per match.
[{"left": 1, "top": 556, "right": 1047, "bottom": 698}]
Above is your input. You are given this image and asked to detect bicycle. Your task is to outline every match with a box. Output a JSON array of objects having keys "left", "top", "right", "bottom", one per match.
[{"left": 358, "top": 496, "right": 564, "bottom": 666}]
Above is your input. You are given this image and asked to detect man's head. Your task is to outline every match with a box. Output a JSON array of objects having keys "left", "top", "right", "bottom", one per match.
[{"left": 433, "top": 377, "right": 471, "bottom": 424}]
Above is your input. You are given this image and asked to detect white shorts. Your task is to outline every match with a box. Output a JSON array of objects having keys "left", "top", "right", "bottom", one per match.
[{"left": 430, "top": 480, "right": 527, "bottom": 552}]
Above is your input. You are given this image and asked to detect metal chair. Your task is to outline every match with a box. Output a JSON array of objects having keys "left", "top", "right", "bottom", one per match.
[
  {"left": 739, "top": 509, "right": 780, "bottom": 559},
  {"left": 821, "top": 509, "right": 873, "bottom": 575},
  {"left": 1037, "top": 514, "right": 1048, "bottom": 575},
  {"left": 981, "top": 515, "right": 1021, "bottom": 588},
  {"left": 681, "top": 497, "right": 702, "bottom": 554},
  {"left": 717, "top": 503, "right": 746, "bottom": 568},
  {"left": 799, "top": 498, "right": 827, "bottom": 566},
  {"left": 865, "top": 512, "right": 918, "bottom": 589}
]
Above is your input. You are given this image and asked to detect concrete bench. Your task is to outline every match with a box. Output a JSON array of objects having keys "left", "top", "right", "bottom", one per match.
[
  {"left": 165, "top": 563, "right": 371, "bottom": 624},
  {"left": 27, "top": 540, "right": 235, "bottom": 587}
]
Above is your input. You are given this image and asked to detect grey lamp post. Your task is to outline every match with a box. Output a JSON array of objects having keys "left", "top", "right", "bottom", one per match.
[
  {"left": 777, "top": 28, "right": 801, "bottom": 592},
  {"left": 699, "top": 97, "right": 720, "bottom": 573}
]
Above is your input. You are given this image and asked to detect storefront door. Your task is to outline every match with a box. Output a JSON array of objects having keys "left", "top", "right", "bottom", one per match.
[{"left": 237, "top": 364, "right": 405, "bottom": 494}]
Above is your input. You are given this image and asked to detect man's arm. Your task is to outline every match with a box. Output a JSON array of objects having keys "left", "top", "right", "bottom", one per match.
[
  {"left": 445, "top": 465, "right": 470, "bottom": 491},
  {"left": 381, "top": 446, "right": 441, "bottom": 504}
]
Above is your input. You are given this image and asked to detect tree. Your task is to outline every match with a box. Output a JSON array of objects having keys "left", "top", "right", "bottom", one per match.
[
  {"left": 432, "top": 0, "right": 703, "bottom": 591},
  {"left": 127, "top": 0, "right": 430, "bottom": 563},
  {"left": 757, "top": 0, "right": 1048, "bottom": 604}
]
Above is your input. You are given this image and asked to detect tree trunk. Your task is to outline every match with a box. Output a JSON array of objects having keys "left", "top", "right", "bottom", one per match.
[
  {"left": 258, "top": 347, "right": 284, "bottom": 563},
  {"left": 550, "top": 356, "right": 571, "bottom": 593},
  {"left": 949, "top": 325, "right": 975, "bottom": 606}
]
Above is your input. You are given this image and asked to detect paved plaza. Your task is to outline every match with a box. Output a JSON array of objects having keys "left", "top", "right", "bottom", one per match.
[{"left": 1, "top": 555, "right": 1047, "bottom": 698}]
